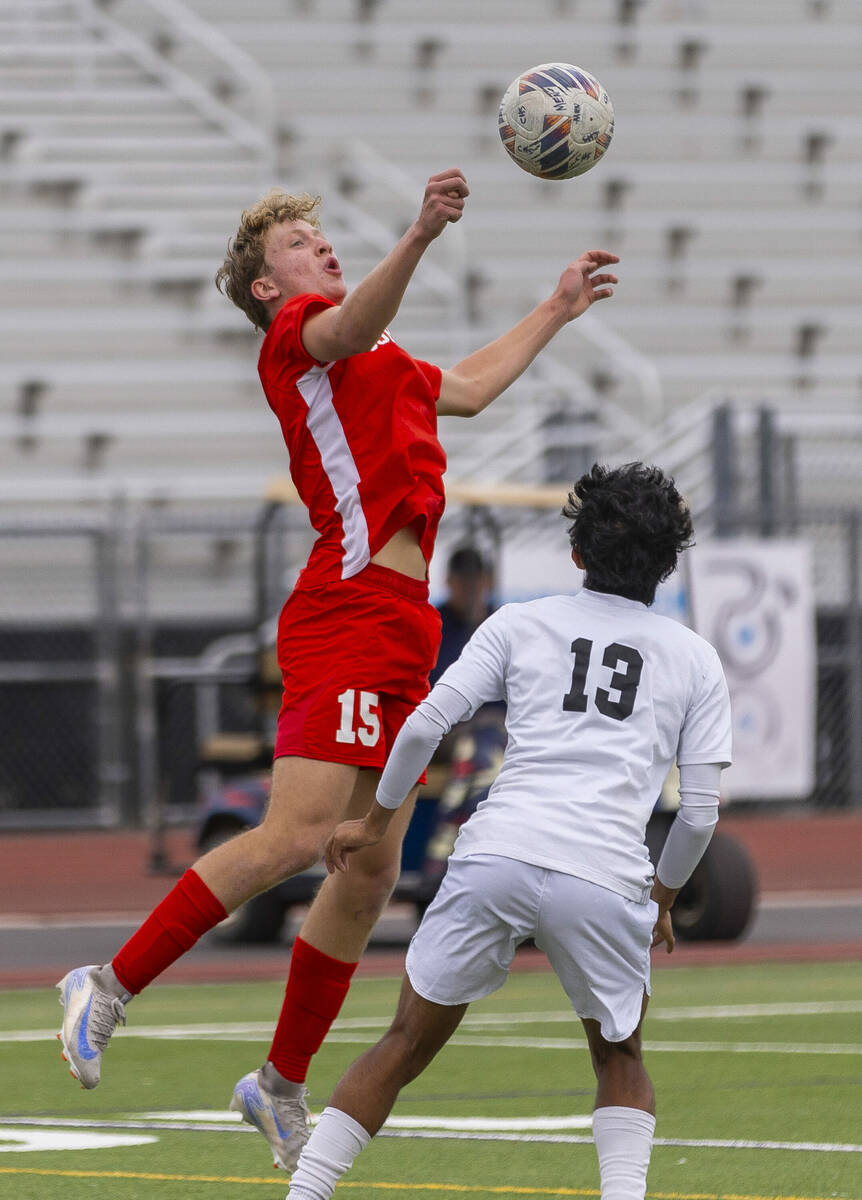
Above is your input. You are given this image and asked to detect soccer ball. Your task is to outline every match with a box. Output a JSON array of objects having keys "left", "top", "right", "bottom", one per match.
[{"left": 498, "top": 62, "right": 614, "bottom": 180}]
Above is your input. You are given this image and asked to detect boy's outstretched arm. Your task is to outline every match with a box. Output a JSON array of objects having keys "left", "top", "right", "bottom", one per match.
[{"left": 437, "top": 249, "right": 619, "bottom": 417}]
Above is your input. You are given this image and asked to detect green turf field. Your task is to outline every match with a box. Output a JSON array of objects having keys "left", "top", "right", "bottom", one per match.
[{"left": 1, "top": 960, "right": 860, "bottom": 1199}]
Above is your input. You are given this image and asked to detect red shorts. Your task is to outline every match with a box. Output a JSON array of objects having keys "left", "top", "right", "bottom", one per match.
[{"left": 274, "top": 562, "right": 442, "bottom": 772}]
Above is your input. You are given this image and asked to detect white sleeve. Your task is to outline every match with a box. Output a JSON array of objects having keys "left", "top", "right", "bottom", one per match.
[
  {"left": 677, "top": 648, "right": 733, "bottom": 768},
  {"left": 434, "top": 606, "right": 510, "bottom": 711},
  {"left": 376, "top": 609, "right": 510, "bottom": 810},
  {"left": 655, "top": 761, "right": 722, "bottom": 889},
  {"left": 375, "top": 684, "right": 472, "bottom": 810}
]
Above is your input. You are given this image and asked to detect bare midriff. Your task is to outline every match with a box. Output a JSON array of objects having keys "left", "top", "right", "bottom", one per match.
[{"left": 370, "top": 525, "right": 428, "bottom": 580}]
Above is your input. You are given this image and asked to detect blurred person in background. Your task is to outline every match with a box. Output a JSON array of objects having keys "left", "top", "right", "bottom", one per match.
[
  {"left": 287, "top": 462, "right": 732, "bottom": 1200},
  {"left": 431, "top": 545, "right": 496, "bottom": 684},
  {"left": 55, "top": 167, "right": 619, "bottom": 1172},
  {"left": 428, "top": 543, "right": 499, "bottom": 768},
  {"left": 421, "top": 544, "right": 507, "bottom": 882}
]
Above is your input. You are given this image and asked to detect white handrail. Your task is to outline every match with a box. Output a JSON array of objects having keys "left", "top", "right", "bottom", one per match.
[
  {"left": 76, "top": 0, "right": 275, "bottom": 182},
  {"left": 134, "top": 0, "right": 275, "bottom": 150},
  {"left": 574, "top": 309, "right": 665, "bottom": 428},
  {"left": 341, "top": 139, "right": 469, "bottom": 320},
  {"left": 332, "top": 139, "right": 649, "bottom": 477}
]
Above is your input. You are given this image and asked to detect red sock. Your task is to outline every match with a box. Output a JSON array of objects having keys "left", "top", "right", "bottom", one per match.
[
  {"left": 267, "top": 936, "right": 358, "bottom": 1083},
  {"left": 111, "top": 868, "right": 228, "bottom": 995}
]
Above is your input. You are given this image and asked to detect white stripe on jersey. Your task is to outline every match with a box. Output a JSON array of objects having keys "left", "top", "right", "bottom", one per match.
[{"left": 297, "top": 364, "right": 371, "bottom": 579}]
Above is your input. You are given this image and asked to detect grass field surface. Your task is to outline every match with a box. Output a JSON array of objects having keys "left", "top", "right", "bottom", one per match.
[{"left": 1, "top": 960, "right": 860, "bottom": 1199}]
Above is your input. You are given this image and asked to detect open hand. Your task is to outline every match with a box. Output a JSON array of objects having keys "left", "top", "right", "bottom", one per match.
[{"left": 556, "top": 250, "right": 620, "bottom": 320}]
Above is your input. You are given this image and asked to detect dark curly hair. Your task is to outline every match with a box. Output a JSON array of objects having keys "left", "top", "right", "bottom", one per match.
[{"left": 563, "top": 462, "right": 694, "bottom": 605}]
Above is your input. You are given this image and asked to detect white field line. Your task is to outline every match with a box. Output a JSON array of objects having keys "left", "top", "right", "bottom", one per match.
[
  {"left": 0, "top": 1115, "right": 860, "bottom": 1155},
  {"left": 652, "top": 1000, "right": 862, "bottom": 1019},
  {"left": 3, "top": 889, "right": 861, "bottom": 927},
  {"left": 455, "top": 1001, "right": 862, "bottom": 1022},
  {"left": 138, "top": 1112, "right": 598, "bottom": 1132},
  {"left": 0, "top": 915, "right": 161, "bottom": 929},
  {"left": 8, "top": 1026, "right": 862, "bottom": 1054},
  {"left": 379, "top": 1131, "right": 862, "bottom": 1153},
  {"left": 7, "top": 998, "right": 862, "bottom": 1045},
  {"left": 433, "top": 1036, "right": 862, "bottom": 1056},
  {"left": 757, "top": 891, "right": 862, "bottom": 909}
]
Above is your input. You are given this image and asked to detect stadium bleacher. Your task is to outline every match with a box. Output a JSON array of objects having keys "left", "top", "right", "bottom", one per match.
[
  {"left": 167, "top": 0, "right": 862, "bottom": 498},
  {"left": 1, "top": 0, "right": 860, "bottom": 613}
]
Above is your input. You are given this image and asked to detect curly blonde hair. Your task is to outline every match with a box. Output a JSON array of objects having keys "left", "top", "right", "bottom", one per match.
[{"left": 215, "top": 188, "right": 321, "bottom": 331}]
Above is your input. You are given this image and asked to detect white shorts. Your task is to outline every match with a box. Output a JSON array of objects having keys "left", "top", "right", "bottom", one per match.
[{"left": 405, "top": 854, "right": 658, "bottom": 1043}]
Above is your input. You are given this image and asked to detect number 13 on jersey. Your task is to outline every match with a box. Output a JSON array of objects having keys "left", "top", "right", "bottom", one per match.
[{"left": 563, "top": 638, "right": 643, "bottom": 721}]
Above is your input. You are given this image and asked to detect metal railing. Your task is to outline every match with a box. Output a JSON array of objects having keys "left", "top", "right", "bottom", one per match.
[
  {"left": 78, "top": 0, "right": 275, "bottom": 181},
  {"left": 0, "top": 516, "right": 127, "bottom": 827},
  {"left": 1, "top": 473, "right": 861, "bottom": 829}
]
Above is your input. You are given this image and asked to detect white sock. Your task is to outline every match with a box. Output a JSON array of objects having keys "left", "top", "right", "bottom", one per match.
[
  {"left": 592, "top": 1106, "right": 656, "bottom": 1200},
  {"left": 286, "top": 1107, "right": 371, "bottom": 1200},
  {"left": 94, "top": 963, "right": 132, "bottom": 1002}
]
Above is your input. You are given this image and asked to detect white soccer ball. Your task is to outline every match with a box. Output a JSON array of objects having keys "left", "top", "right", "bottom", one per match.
[{"left": 498, "top": 62, "right": 614, "bottom": 180}]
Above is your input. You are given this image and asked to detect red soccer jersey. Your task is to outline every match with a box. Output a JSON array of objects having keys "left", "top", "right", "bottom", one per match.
[{"left": 258, "top": 293, "right": 447, "bottom": 588}]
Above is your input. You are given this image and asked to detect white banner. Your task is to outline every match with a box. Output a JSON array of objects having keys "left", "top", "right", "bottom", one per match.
[{"left": 687, "top": 539, "right": 816, "bottom": 800}]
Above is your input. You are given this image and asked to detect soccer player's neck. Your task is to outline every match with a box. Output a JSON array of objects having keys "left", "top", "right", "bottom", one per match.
[{"left": 582, "top": 578, "right": 654, "bottom": 606}]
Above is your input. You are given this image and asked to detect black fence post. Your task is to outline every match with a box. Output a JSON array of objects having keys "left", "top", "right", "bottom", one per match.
[
  {"left": 847, "top": 511, "right": 862, "bottom": 808},
  {"left": 712, "top": 404, "right": 736, "bottom": 536},
  {"left": 757, "top": 406, "right": 779, "bottom": 537}
]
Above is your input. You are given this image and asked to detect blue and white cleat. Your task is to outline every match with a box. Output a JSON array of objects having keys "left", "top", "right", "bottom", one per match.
[
  {"left": 230, "top": 1069, "right": 311, "bottom": 1171},
  {"left": 56, "top": 965, "right": 129, "bottom": 1089}
]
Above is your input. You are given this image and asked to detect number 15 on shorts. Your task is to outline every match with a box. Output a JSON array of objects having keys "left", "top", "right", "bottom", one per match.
[{"left": 336, "top": 689, "right": 381, "bottom": 746}]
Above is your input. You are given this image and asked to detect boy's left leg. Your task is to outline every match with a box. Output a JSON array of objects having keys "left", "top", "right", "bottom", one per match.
[
  {"left": 286, "top": 976, "right": 467, "bottom": 1200},
  {"left": 583, "top": 1006, "right": 656, "bottom": 1200},
  {"left": 268, "top": 770, "right": 420, "bottom": 1080},
  {"left": 536, "top": 873, "right": 657, "bottom": 1200},
  {"left": 232, "top": 772, "right": 419, "bottom": 1170}
]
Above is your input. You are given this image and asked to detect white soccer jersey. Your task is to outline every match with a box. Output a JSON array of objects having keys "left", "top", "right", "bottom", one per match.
[{"left": 436, "top": 587, "right": 732, "bottom": 903}]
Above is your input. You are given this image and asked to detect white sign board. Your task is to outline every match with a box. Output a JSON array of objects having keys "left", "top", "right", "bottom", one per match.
[{"left": 687, "top": 539, "right": 816, "bottom": 800}]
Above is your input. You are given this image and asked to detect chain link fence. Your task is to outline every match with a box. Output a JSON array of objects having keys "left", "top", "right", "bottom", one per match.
[
  {"left": 0, "top": 519, "right": 124, "bottom": 825},
  {"left": 0, "top": 478, "right": 860, "bottom": 831},
  {"left": 0, "top": 506, "right": 301, "bottom": 830}
]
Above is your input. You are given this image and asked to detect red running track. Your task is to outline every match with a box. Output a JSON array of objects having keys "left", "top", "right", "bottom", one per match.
[{"left": 1, "top": 811, "right": 861, "bottom": 988}]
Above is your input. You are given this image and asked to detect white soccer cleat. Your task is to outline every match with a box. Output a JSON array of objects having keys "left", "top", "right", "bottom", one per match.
[
  {"left": 56, "top": 965, "right": 129, "bottom": 1090},
  {"left": 230, "top": 1068, "right": 312, "bottom": 1171}
]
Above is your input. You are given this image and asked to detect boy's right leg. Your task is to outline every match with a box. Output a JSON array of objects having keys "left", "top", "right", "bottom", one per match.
[
  {"left": 329, "top": 975, "right": 467, "bottom": 1135},
  {"left": 286, "top": 977, "right": 467, "bottom": 1200},
  {"left": 193, "top": 756, "right": 362, "bottom": 912},
  {"left": 56, "top": 757, "right": 359, "bottom": 1089}
]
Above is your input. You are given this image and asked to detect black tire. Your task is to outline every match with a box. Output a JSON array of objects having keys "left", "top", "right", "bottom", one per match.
[
  {"left": 211, "top": 888, "right": 287, "bottom": 944},
  {"left": 645, "top": 816, "right": 758, "bottom": 942},
  {"left": 199, "top": 822, "right": 287, "bottom": 945},
  {"left": 671, "top": 833, "right": 758, "bottom": 942},
  {"left": 644, "top": 811, "right": 674, "bottom": 866}
]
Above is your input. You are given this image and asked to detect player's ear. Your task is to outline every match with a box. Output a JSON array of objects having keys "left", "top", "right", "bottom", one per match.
[
  {"left": 251, "top": 275, "right": 279, "bottom": 303},
  {"left": 571, "top": 547, "right": 585, "bottom": 570}
]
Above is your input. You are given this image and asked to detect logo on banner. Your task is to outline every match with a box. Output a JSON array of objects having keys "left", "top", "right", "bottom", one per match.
[{"left": 688, "top": 540, "right": 815, "bottom": 800}]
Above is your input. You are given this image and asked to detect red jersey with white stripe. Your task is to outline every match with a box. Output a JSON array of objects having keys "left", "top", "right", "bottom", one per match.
[{"left": 259, "top": 293, "right": 447, "bottom": 589}]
